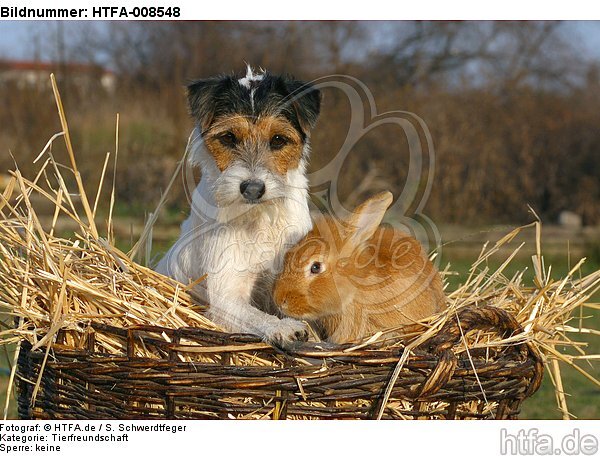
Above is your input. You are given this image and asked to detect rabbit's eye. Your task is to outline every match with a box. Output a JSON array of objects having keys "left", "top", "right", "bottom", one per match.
[{"left": 310, "top": 262, "right": 322, "bottom": 274}]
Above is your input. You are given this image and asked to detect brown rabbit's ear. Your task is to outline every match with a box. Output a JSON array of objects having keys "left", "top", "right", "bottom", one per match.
[{"left": 345, "top": 191, "right": 394, "bottom": 247}]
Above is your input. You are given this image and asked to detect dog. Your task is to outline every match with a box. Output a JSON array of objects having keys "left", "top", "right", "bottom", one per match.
[{"left": 155, "top": 66, "right": 321, "bottom": 346}]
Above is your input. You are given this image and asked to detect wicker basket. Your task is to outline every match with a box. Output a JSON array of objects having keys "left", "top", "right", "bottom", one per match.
[{"left": 16, "top": 305, "right": 544, "bottom": 420}]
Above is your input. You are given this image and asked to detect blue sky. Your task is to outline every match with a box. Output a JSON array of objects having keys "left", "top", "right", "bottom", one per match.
[
  {"left": 2, "top": 21, "right": 600, "bottom": 62},
  {"left": 0, "top": 21, "right": 33, "bottom": 58}
]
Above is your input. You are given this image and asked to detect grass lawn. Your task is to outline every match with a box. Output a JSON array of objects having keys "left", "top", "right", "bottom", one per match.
[{"left": 441, "top": 252, "right": 600, "bottom": 419}]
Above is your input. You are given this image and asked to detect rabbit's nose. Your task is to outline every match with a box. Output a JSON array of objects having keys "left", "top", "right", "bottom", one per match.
[
  {"left": 273, "top": 287, "right": 285, "bottom": 306},
  {"left": 278, "top": 296, "right": 289, "bottom": 311}
]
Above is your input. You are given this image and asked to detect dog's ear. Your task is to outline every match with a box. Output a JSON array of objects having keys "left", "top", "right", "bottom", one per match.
[
  {"left": 186, "top": 78, "right": 222, "bottom": 133},
  {"left": 285, "top": 79, "right": 322, "bottom": 135}
]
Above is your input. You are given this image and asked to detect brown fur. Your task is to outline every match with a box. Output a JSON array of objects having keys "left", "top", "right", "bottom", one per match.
[
  {"left": 273, "top": 192, "right": 446, "bottom": 344},
  {"left": 203, "top": 115, "right": 304, "bottom": 174}
]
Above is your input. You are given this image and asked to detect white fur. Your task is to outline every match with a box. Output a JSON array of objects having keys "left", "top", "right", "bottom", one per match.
[
  {"left": 238, "top": 65, "right": 264, "bottom": 113},
  {"left": 156, "top": 129, "right": 313, "bottom": 344},
  {"left": 238, "top": 65, "right": 264, "bottom": 89}
]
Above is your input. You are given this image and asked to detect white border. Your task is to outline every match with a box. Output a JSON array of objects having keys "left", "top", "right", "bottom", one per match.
[{"left": 2, "top": 0, "right": 600, "bottom": 20}]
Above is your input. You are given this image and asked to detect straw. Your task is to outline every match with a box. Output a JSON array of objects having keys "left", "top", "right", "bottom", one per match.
[{"left": 0, "top": 76, "right": 598, "bottom": 419}]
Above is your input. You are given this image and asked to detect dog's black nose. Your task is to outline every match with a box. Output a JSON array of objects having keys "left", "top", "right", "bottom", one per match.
[{"left": 240, "top": 179, "right": 266, "bottom": 201}]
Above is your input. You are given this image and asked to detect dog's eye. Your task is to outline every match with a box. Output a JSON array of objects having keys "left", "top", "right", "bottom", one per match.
[
  {"left": 218, "top": 132, "right": 237, "bottom": 147},
  {"left": 270, "top": 135, "right": 288, "bottom": 150},
  {"left": 310, "top": 262, "right": 322, "bottom": 274}
]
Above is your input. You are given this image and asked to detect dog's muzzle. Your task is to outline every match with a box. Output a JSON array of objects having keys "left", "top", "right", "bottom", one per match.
[{"left": 240, "top": 179, "right": 266, "bottom": 202}]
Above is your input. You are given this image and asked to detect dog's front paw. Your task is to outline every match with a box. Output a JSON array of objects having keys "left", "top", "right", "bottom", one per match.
[{"left": 265, "top": 318, "right": 309, "bottom": 348}]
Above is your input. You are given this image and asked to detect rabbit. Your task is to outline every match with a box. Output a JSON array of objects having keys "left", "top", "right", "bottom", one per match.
[{"left": 273, "top": 191, "right": 446, "bottom": 344}]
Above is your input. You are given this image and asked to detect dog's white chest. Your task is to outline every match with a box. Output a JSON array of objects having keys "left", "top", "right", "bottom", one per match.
[{"left": 157, "top": 193, "right": 311, "bottom": 285}]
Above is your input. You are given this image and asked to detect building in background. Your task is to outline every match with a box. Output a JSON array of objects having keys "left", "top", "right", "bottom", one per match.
[{"left": 0, "top": 59, "right": 116, "bottom": 92}]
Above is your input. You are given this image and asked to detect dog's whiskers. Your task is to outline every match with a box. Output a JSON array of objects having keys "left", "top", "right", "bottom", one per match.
[{"left": 156, "top": 67, "right": 321, "bottom": 346}]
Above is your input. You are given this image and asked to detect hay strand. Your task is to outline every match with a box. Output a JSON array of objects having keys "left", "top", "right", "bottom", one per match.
[{"left": 0, "top": 76, "right": 598, "bottom": 419}]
